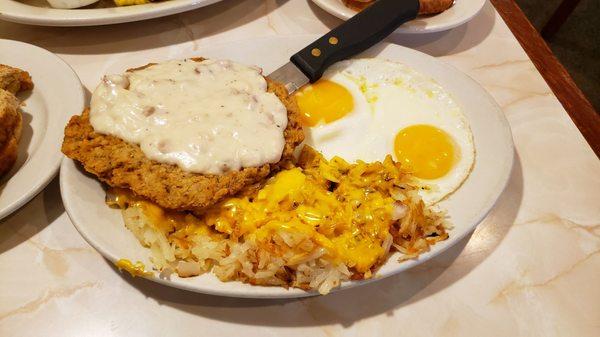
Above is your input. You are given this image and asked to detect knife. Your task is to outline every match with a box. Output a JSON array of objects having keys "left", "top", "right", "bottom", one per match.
[{"left": 268, "top": 0, "right": 420, "bottom": 94}]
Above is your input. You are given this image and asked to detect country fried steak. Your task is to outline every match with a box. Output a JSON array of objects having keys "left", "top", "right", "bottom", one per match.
[{"left": 62, "top": 60, "right": 304, "bottom": 213}]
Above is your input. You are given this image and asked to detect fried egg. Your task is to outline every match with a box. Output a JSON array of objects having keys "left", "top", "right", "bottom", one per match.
[
  {"left": 295, "top": 72, "right": 373, "bottom": 161},
  {"left": 295, "top": 58, "right": 475, "bottom": 204}
]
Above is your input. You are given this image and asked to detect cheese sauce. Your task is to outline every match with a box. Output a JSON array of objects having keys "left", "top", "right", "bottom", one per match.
[{"left": 90, "top": 59, "right": 288, "bottom": 174}]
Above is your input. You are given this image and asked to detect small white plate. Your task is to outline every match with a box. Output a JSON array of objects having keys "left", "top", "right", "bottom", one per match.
[
  {"left": 0, "top": 0, "right": 224, "bottom": 27},
  {"left": 0, "top": 39, "right": 84, "bottom": 221},
  {"left": 61, "top": 35, "right": 513, "bottom": 298},
  {"left": 311, "top": 0, "right": 486, "bottom": 33}
]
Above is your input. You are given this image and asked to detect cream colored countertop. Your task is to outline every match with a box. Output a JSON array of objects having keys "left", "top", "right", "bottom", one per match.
[{"left": 1, "top": 0, "right": 599, "bottom": 336}]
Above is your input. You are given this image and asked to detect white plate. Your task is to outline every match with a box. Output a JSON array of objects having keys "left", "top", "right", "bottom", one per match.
[
  {"left": 0, "top": 39, "right": 84, "bottom": 221},
  {"left": 0, "top": 0, "right": 224, "bottom": 27},
  {"left": 311, "top": 0, "right": 486, "bottom": 33},
  {"left": 60, "top": 35, "right": 513, "bottom": 298}
]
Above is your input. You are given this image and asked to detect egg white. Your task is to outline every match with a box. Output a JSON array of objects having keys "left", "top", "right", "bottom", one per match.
[
  {"left": 304, "top": 58, "right": 475, "bottom": 205},
  {"left": 303, "top": 69, "right": 373, "bottom": 162},
  {"left": 47, "top": 0, "right": 99, "bottom": 9}
]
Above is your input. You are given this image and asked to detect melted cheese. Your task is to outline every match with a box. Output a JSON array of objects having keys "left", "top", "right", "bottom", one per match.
[
  {"left": 90, "top": 59, "right": 288, "bottom": 174},
  {"left": 115, "top": 259, "right": 152, "bottom": 277},
  {"left": 109, "top": 151, "right": 409, "bottom": 274}
]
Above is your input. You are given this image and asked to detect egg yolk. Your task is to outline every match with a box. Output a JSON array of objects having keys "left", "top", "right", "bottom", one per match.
[
  {"left": 295, "top": 80, "right": 354, "bottom": 126},
  {"left": 394, "top": 124, "right": 456, "bottom": 180}
]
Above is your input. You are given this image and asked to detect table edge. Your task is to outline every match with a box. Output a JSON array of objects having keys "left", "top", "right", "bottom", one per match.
[{"left": 490, "top": 0, "right": 600, "bottom": 158}]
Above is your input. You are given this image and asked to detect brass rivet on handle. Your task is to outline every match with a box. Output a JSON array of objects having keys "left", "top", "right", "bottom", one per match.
[
  {"left": 311, "top": 48, "right": 321, "bottom": 57},
  {"left": 328, "top": 37, "right": 339, "bottom": 45}
]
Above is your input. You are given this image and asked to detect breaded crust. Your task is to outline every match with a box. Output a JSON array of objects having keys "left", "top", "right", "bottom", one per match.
[
  {"left": 62, "top": 60, "right": 304, "bottom": 213},
  {"left": 0, "top": 90, "right": 21, "bottom": 149},
  {"left": 343, "top": 0, "right": 453, "bottom": 14}
]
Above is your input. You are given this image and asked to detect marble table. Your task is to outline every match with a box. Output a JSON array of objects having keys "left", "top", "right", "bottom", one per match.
[{"left": 1, "top": 0, "right": 599, "bottom": 336}]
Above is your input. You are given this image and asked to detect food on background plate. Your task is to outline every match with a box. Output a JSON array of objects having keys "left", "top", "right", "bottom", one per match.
[
  {"left": 112, "top": 0, "right": 154, "bottom": 5},
  {"left": 46, "top": 0, "right": 160, "bottom": 9},
  {"left": 46, "top": 0, "right": 100, "bottom": 9},
  {"left": 418, "top": 0, "right": 455, "bottom": 14},
  {"left": 62, "top": 58, "right": 304, "bottom": 213},
  {"left": 342, "top": 0, "right": 370, "bottom": 11},
  {"left": 0, "top": 65, "right": 33, "bottom": 95},
  {"left": 62, "top": 56, "right": 470, "bottom": 294},
  {"left": 295, "top": 58, "right": 475, "bottom": 205},
  {"left": 343, "top": 0, "right": 455, "bottom": 15},
  {"left": 0, "top": 65, "right": 33, "bottom": 178},
  {"left": 109, "top": 146, "right": 448, "bottom": 294}
]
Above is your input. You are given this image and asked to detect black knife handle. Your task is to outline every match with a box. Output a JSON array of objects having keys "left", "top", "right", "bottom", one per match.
[{"left": 291, "top": 0, "right": 419, "bottom": 82}]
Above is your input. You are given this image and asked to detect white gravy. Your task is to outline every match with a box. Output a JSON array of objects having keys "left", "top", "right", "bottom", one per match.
[{"left": 89, "top": 59, "right": 288, "bottom": 175}]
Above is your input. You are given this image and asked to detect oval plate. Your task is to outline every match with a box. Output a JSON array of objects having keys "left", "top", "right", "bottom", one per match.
[
  {"left": 0, "top": 39, "right": 84, "bottom": 221},
  {"left": 60, "top": 36, "right": 513, "bottom": 298},
  {"left": 0, "top": 0, "right": 224, "bottom": 27},
  {"left": 311, "top": 0, "right": 486, "bottom": 34}
]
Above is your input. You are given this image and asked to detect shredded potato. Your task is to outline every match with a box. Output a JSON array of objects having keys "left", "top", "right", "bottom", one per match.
[{"left": 108, "top": 146, "right": 448, "bottom": 294}]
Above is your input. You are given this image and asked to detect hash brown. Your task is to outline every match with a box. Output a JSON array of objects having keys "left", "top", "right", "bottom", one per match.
[{"left": 62, "top": 59, "right": 304, "bottom": 213}]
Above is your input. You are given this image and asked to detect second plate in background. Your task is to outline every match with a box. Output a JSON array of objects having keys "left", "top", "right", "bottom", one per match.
[{"left": 311, "top": 0, "right": 486, "bottom": 33}]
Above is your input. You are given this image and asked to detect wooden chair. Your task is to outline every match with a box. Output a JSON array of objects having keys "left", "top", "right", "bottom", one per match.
[{"left": 541, "top": 0, "right": 583, "bottom": 39}]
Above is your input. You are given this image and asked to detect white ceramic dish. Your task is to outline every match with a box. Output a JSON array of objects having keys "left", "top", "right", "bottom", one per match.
[
  {"left": 311, "top": 0, "right": 486, "bottom": 33},
  {"left": 0, "top": 0, "right": 224, "bottom": 27},
  {"left": 0, "top": 39, "right": 84, "bottom": 221},
  {"left": 60, "top": 35, "right": 513, "bottom": 298}
]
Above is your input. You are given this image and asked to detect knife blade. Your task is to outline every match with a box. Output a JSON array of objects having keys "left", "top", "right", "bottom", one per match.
[{"left": 268, "top": 0, "right": 420, "bottom": 95}]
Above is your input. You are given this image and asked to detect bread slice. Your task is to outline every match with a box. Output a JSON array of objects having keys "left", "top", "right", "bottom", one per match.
[
  {"left": 0, "top": 65, "right": 33, "bottom": 95},
  {"left": 0, "top": 65, "right": 31, "bottom": 177}
]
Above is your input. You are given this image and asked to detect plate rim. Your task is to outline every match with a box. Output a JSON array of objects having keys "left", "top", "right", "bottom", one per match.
[
  {"left": 60, "top": 36, "right": 514, "bottom": 298},
  {"left": 310, "top": 0, "right": 487, "bottom": 34},
  {"left": 0, "top": 39, "right": 85, "bottom": 221},
  {"left": 0, "top": 0, "right": 224, "bottom": 27}
]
